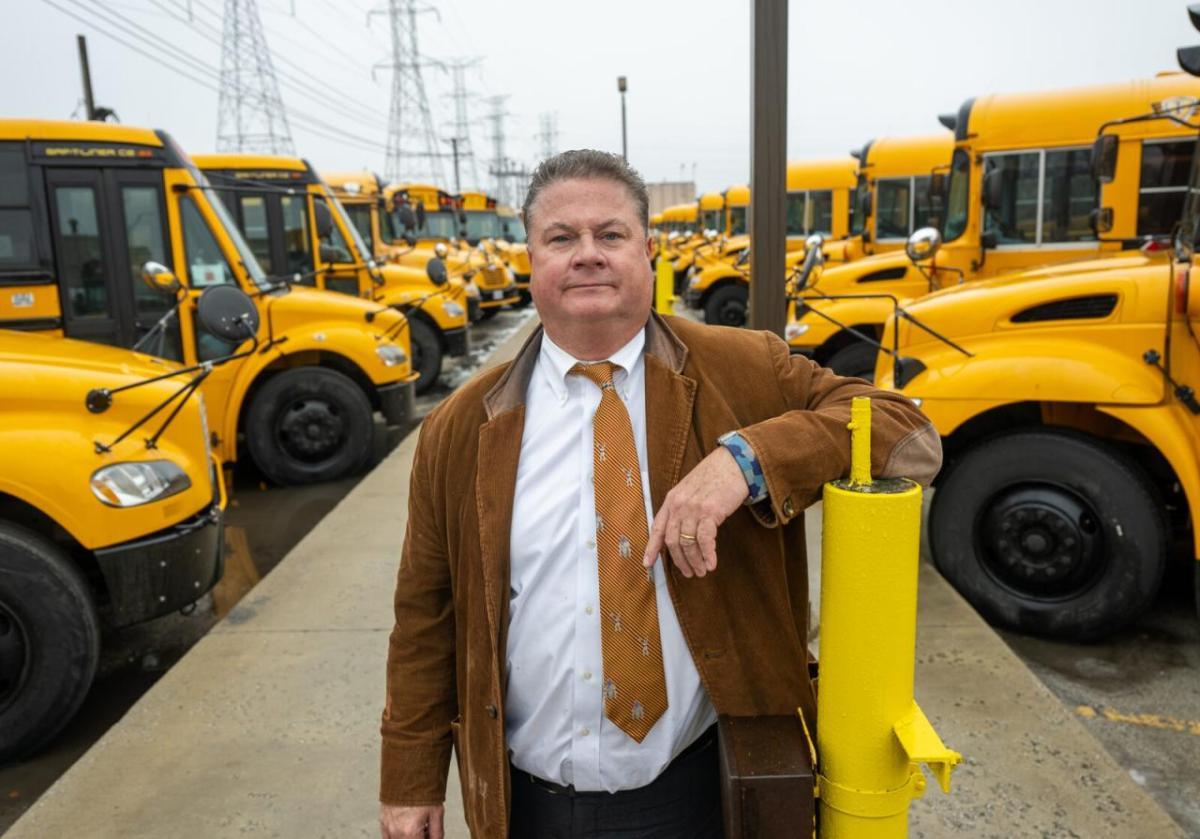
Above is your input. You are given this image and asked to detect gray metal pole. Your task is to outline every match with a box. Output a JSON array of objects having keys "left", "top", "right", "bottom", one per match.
[
  {"left": 749, "top": 0, "right": 788, "bottom": 336},
  {"left": 618, "top": 76, "right": 628, "bottom": 160},
  {"left": 77, "top": 35, "right": 97, "bottom": 121}
]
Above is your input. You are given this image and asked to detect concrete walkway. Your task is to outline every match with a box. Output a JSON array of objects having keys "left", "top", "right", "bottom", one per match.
[{"left": 7, "top": 317, "right": 1184, "bottom": 838}]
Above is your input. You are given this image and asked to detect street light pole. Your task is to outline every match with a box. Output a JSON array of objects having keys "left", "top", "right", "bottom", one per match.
[{"left": 617, "top": 75, "right": 628, "bottom": 160}]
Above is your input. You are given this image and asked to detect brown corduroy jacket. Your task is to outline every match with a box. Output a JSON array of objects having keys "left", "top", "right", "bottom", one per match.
[{"left": 380, "top": 313, "right": 941, "bottom": 836}]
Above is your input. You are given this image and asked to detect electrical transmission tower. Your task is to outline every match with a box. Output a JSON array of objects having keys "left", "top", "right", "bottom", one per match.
[
  {"left": 217, "top": 0, "right": 294, "bottom": 154},
  {"left": 485, "top": 95, "right": 530, "bottom": 205},
  {"left": 535, "top": 112, "right": 559, "bottom": 162},
  {"left": 444, "top": 57, "right": 482, "bottom": 192},
  {"left": 372, "top": 0, "right": 445, "bottom": 184}
]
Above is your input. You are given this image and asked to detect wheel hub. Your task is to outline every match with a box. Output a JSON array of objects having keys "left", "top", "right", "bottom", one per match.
[
  {"left": 719, "top": 300, "right": 745, "bottom": 327},
  {"left": 979, "top": 485, "right": 1104, "bottom": 598},
  {"left": 0, "top": 603, "right": 29, "bottom": 710},
  {"left": 277, "top": 399, "right": 345, "bottom": 462}
]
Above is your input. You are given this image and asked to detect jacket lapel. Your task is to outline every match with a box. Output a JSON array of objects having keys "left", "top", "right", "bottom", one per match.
[
  {"left": 644, "top": 354, "right": 698, "bottom": 514},
  {"left": 475, "top": 406, "right": 525, "bottom": 658}
]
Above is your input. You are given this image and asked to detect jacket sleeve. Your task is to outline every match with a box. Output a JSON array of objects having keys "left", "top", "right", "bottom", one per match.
[
  {"left": 735, "top": 331, "right": 941, "bottom": 528},
  {"left": 379, "top": 418, "right": 457, "bottom": 805}
]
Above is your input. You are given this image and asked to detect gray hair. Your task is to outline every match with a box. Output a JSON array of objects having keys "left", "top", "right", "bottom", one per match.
[{"left": 522, "top": 149, "right": 649, "bottom": 234}]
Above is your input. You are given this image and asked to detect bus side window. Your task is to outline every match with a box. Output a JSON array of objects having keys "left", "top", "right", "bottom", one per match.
[
  {"left": 238, "top": 195, "right": 275, "bottom": 275},
  {"left": 0, "top": 146, "right": 37, "bottom": 270},
  {"left": 280, "top": 195, "right": 311, "bottom": 278},
  {"left": 1138, "top": 140, "right": 1193, "bottom": 238},
  {"left": 180, "top": 195, "right": 238, "bottom": 361},
  {"left": 785, "top": 192, "right": 806, "bottom": 237},
  {"left": 313, "top": 196, "right": 353, "bottom": 263},
  {"left": 1042, "top": 147, "right": 1096, "bottom": 243},
  {"left": 180, "top": 196, "right": 235, "bottom": 288},
  {"left": 120, "top": 184, "right": 181, "bottom": 362}
]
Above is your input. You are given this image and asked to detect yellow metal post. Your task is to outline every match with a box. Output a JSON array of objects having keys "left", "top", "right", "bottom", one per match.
[
  {"left": 654, "top": 254, "right": 674, "bottom": 316},
  {"left": 816, "top": 397, "right": 959, "bottom": 838}
]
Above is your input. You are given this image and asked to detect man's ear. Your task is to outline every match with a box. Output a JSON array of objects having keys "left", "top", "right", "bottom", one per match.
[{"left": 643, "top": 233, "right": 654, "bottom": 259}]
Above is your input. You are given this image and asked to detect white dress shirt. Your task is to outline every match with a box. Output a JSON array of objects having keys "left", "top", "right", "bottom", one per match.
[{"left": 504, "top": 327, "right": 717, "bottom": 792}]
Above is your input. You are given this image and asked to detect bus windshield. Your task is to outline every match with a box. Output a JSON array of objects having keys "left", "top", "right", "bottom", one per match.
[
  {"left": 195, "top": 170, "right": 271, "bottom": 291},
  {"left": 728, "top": 206, "right": 747, "bottom": 236},
  {"left": 500, "top": 216, "right": 526, "bottom": 243},
  {"left": 464, "top": 211, "right": 502, "bottom": 242},
  {"left": 941, "top": 148, "right": 971, "bottom": 243}
]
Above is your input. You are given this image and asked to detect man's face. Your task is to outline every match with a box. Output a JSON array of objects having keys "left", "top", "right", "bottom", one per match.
[{"left": 526, "top": 177, "right": 654, "bottom": 333}]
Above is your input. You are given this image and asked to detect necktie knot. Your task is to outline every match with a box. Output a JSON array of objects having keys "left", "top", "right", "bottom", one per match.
[{"left": 570, "top": 361, "right": 617, "bottom": 389}]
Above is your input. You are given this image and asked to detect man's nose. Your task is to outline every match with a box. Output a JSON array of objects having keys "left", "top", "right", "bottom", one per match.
[{"left": 571, "top": 232, "right": 606, "bottom": 268}]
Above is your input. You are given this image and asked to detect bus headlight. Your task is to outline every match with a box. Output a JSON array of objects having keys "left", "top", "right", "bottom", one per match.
[
  {"left": 443, "top": 300, "right": 465, "bottom": 319},
  {"left": 376, "top": 344, "right": 408, "bottom": 367},
  {"left": 91, "top": 461, "right": 191, "bottom": 508},
  {"left": 784, "top": 323, "right": 810, "bottom": 340}
]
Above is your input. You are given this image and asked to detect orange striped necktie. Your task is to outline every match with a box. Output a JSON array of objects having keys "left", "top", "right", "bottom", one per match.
[{"left": 570, "top": 361, "right": 667, "bottom": 742}]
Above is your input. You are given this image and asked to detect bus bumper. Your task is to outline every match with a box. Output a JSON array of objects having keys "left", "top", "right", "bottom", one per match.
[
  {"left": 94, "top": 503, "right": 225, "bottom": 627},
  {"left": 378, "top": 379, "right": 416, "bottom": 426}
]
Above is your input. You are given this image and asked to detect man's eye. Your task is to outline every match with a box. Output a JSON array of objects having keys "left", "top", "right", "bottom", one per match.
[
  {"left": 601, "top": 232, "right": 623, "bottom": 241},
  {"left": 550, "top": 234, "right": 570, "bottom": 243}
]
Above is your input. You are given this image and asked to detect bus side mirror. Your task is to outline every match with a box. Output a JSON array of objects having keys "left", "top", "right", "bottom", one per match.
[
  {"left": 397, "top": 204, "right": 417, "bottom": 232},
  {"left": 196, "top": 284, "right": 260, "bottom": 342},
  {"left": 426, "top": 256, "right": 448, "bottom": 286},
  {"left": 1090, "top": 207, "right": 1114, "bottom": 235},
  {"left": 313, "top": 201, "right": 334, "bottom": 240},
  {"left": 141, "top": 261, "right": 181, "bottom": 294},
  {"left": 906, "top": 227, "right": 942, "bottom": 263},
  {"left": 1091, "top": 135, "right": 1118, "bottom": 184},
  {"left": 982, "top": 169, "right": 1003, "bottom": 212}
]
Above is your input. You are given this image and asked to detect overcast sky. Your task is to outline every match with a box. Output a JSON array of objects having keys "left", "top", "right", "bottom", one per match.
[{"left": 0, "top": 0, "right": 1191, "bottom": 195}]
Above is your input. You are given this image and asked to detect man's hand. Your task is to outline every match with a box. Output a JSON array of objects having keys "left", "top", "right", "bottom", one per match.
[
  {"left": 380, "top": 803, "right": 444, "bottom": 839},
  {"left": 644, "top": 446, "right": 749, "bottom": 578}
]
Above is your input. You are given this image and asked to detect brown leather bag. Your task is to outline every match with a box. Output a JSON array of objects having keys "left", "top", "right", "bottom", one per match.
[{"left": 717, "top": 714, "right": 816, "bottom": 839}]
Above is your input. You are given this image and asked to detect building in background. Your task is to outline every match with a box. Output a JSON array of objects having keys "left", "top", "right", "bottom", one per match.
[{"left": 647, "top": 180, "right": 696, "bottom": 216}]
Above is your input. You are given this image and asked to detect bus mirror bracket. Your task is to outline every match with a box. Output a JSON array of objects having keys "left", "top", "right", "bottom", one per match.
[
  {"left": 1091, "top": 134, "right": 1119, "bottom": 184},
  {"left": 1090, "top": 207, "right": 1114, "bottom": 235}
]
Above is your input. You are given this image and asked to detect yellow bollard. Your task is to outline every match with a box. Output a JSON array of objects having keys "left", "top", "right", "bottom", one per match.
[
  {"left": 654, "top": 254, "right": 675, "bottom": 316},
  {"left": 816, "top": 397, "right": 960, "bottom": 838}
]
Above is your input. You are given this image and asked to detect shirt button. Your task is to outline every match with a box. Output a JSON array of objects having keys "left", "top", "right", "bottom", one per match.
[
  {"left": 782, "top": 498, "right": 795, "bottom": 517},
  {"left": 486, "top": 704, "right": 498, "bottom": 719},
  {"left": 586, "top": 537, "right": 596, "bottom": 549},
  {"left": 585, "top": 605, "right": 594, "bottom": 615},
  {"left": 583, "top": 671, "right": 592, "bottom": 681},
  {"left": 580, "top": 727, "right": 591, "bottom": 737}
]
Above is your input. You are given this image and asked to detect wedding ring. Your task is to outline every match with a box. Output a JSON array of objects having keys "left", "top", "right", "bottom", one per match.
[{"left": 679, "top": 532, "right": 697, "bottom": 542}]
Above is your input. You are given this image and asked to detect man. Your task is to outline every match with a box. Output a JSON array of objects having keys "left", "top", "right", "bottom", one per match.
[{"left": 380, "top": 150, "right": 940, "bottom": 838}]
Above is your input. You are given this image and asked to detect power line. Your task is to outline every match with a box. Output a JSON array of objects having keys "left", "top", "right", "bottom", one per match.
[{"left": 44, "top": 0, "right": 394, "bottom": 155}]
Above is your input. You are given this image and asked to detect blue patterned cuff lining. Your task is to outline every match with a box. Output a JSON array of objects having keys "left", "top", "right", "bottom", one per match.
[{"left": 718, "top": 431, "right": 769, "bottom": 505}]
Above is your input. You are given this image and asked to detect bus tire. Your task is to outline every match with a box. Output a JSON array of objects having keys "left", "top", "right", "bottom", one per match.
[
  {"left": 703, "top": 284, "right": 747, "bottom": 327},
  {"left": 0, "top": 522, "right": 99, "bottom": 762},
  {"left": 825, "top": 341, "right": 878, "bottom": 382},
  {"left": 929, "top": 429, "right": 1165, "bottom": 641},
  {"left": 409, "top": 317, "right": 443, "bottom": 396},
  {"left": 246, "top": 367, "right": 374, "bottom": 485}
]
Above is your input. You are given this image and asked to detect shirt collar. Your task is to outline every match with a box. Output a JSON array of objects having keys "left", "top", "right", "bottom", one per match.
[{"left": 539, "top": 327, "right": 646, "bottom": 402}]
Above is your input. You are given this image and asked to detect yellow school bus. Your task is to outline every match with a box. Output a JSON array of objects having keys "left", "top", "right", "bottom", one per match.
[
  {"left": 786, "top": 73, "right": 1200, "bottom": 378},
  {"left": 493, "top": 204, "right": 532, "bottom": 306},
  {"left": 322, "top": 171, "right": 484, "bottom": 324},
  {"left": 0, "top": 120, "right": 416, "bottom": 486},
  {"left": 686, "top": 158, "right": 858, "bottom": 326},
  {"left": 383, "top": 186, "right": 518, "bottom": 317},
  {"left": 840, "top": 133, "right": 955, "bottom": 263},
  {"left": 870, "top": 39, "right": 1200, "bottom": 640},
  {"left": 0, "top": 329, "right": 225, "bottom": 759},
  {"left": 194, "top": 156, "right": 467, "bottom": 394}
]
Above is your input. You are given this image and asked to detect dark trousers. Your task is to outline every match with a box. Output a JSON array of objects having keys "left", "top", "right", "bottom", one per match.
[{"left": 508, "top": 727, "right": 723, "bottom": 839}]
